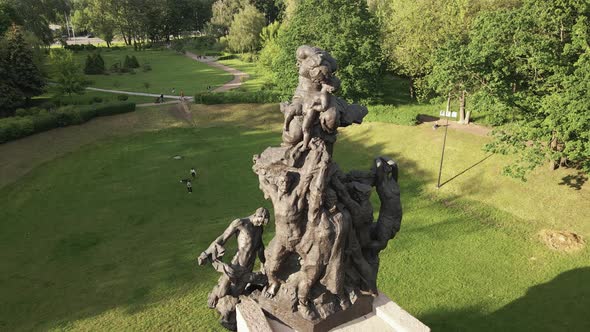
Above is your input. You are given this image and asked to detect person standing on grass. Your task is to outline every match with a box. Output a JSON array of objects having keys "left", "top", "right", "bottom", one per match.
[
  {"left": 180, "top": 178, "right": 193, "bottom": 193},
  {"left": 172, "top": 87, "right": 176, "bottom": 95},
  {"left": 191, "top": 167, "right": 197, "bottom": 178}
]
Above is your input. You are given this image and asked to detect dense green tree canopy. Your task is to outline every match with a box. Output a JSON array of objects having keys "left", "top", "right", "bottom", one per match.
[
  {"left": 50, "top": 49, "right": 87, "bottom": 96},
  {"left": 261, "top": 0, "right": 383, "bottom": 101},
  {"left": 227, "top": 4, "right": 265, "bottom": 53}
]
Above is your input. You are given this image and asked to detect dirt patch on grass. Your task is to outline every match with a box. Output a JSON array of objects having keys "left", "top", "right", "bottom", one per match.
[
  {"left": 168, "top": 102, "right": 194, "bottom": 125},
  {"left": 539, "top": 229, "right": 585, "bottom": 252}
]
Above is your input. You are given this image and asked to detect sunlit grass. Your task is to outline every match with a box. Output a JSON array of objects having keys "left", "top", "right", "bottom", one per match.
[{"left": 0, "top": 104, "right": 588, "bottom": 331}]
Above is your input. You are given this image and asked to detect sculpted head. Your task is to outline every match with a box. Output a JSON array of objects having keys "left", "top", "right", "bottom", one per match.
[
  {"left": 275, "top": 171, "right": 294, "bottom": 194},
  {"left": 296, "top": 45, "right": 337, "bottom": 85},
  {"left": 252, "top": 207, "right": 270, "bottom": 226}
]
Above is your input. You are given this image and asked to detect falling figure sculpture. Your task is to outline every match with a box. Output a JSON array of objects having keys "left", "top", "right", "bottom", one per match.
[{"left": 198, "top": 46, "right": 402, "bottom": 332}]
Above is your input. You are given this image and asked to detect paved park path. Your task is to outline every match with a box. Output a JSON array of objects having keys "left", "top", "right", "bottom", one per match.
[
  {"left": 418, "top": 114, "right": 491, "bottom": 137},
  {"left": 184, "top": 52, "right": 249, "bottom": 92},
  {"left": 86, "top": 87, "right": 192, "bottom": 104}
]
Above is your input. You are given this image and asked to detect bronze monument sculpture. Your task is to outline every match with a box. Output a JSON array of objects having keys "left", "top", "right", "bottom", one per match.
[{"left": 198, "top": 45, "right": 402, "bottom": 332}]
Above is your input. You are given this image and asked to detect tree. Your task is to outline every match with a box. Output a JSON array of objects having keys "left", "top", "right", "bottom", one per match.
[
  {"left": 0, "top": 34, "right": 24, "bottom": 115},
  {"left": 261, "top": 0, "right": 383, "bottom": 101},
  {"left": 377, "top": 0, "right": 520, "bottom": 99},
  {"left": 251, "top": 0, "right": 281, "bottom": 23},
  {"left": 2, "top": 0, "right": 67, "bottom": 45},
  {"left": 209, "top": 0, "right": 248, "bottom": 36},
  {"left": 51, "top": 49, "right": 87, "bottom": 96},
  {"left": 427, "top": 36, "right": 477, "bottom": 124},
  {"left": 3, "top": 25, "right": 44, "bottom": 101},
  {"left": 463, "top": 0, "right": 590, "bottom": 178},
  {"left": 227, "top": 4, "right": 266, "bottom": 53},
  {"left": 0, "top": 1, "right": 20, "bottom": 35}
]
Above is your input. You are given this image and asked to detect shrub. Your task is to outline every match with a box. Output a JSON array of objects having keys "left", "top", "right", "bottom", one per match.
[
  {"left": 0, "top": 117, "right": 34, "bottom": 143},
  {"left": 15, "top": 107, "right": 42, "bottom": 117},
  {"left": 194, "top": 91, "right": 283, "bottom": 104},
  {"left": 0, "top": 102, "right": 136, "bottom": 144},
  {"left": 142, "top": 63, "right": 152, "bottom": 72},
  {"left": 94, "top": 102, "right": 136, "bottom": 116},
  {"left": 129, "top": 55, "right": 140, "bottom": 68},
  {"left": 92, "top": 96, "right": 103, "bottom": 103},
  {"left": 122, "top": 55, "right": 139, "bottom": 69},
  {"left": 117, "top": 94, "right": 129, "bottom": 101},
  {"left": 55, "top": 106, "right": 85, "bottom": 126},
  {"left": 84, "top": 53, "right": 105, "bottom": 75},
  {"left": 364, "top": 105, "right": 420, "bottom": 126},
  {"left": 204, "top": 50, "right": 222, "bottom": 56},
  {"left": 217, "top": 54, "right": 237, "bottom": 61},
  {"left": 123, "top": 55, "right": 132, "bottom": 69},
  {"left": 239, "top": 53, "right": 257, "bottom": 63},
  {"left": 171, "top": 40, "right": 186, "bottom": 54}
]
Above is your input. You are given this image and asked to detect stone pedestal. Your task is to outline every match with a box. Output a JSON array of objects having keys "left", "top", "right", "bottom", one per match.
[{"left": 236, "top": 293, "right": 430, "bottom": 332}]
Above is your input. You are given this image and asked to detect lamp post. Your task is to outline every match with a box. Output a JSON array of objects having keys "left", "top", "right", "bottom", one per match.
[{"left": 436, "top": 95, "right": 457, "bottom": 189}]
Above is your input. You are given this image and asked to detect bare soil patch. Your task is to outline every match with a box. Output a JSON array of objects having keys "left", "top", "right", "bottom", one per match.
[{"left": 539, "top": 229, "right": 585, "bottom": 252}]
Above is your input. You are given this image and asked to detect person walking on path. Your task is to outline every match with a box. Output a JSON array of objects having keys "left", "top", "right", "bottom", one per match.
[{"left": 180, "top": 89, "right": 185, "bottom": 101}]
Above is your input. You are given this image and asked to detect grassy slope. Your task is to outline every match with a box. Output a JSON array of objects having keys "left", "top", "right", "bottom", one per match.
[
  {"left": 0, "top": 104, "right": 588, "bottom": 331},
  {"left": 216, "top": 58, "right": 267, "bottom": 92},
  {"left": 64, "top": 48, "right": 232, "bottom": 96}
]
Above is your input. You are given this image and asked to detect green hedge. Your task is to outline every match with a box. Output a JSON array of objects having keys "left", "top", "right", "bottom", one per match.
[
  {"left": 364, "top": 104, "right": 421, "bottom": 126},
  {"left": 0, "top": 102, "right": 136, "bottom": 143},
  {"left": 194, "top": 91, "right": 284, "bottom": 104}
]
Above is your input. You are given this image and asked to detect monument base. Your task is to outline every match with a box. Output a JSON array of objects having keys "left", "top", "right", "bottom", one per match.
[
  {"left": 237, "top": 292, "right": 430, "bottom": 332},
  {"left": 255, "top": 292, "right": 373, "bottom": 332}
]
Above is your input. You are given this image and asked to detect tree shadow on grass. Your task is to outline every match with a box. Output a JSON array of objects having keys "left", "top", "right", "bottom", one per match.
[
  {"left": 420, "top": 267, "right": 590, "bottom": 331},
  {"left": 558, "top": 172, "right": 588, "bottom": 190}
]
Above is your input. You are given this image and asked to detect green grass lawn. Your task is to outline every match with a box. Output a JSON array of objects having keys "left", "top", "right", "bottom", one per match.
[
  {"left": 0, "top": 105, "right": 588, "bottom": 331},
  {"left": 54, "top": 48, "right": 233, "bottom": 96},
  {"left": 217, "top": 57, "right": 268, "bottom": 93}
]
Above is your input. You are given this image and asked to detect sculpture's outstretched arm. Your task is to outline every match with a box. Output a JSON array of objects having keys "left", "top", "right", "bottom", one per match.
[{"left": 198, "top": 219, "right": 241, "bottom": 265}]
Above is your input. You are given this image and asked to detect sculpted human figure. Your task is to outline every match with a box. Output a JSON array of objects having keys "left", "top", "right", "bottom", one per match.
[
  {"left": 256, "top": 138, "right": 330, "bottom": 298},
  {"left": 199, "top": 46, "right": 402, "bottom": 332},
  {"left": 331, "top": 175, "right": 378, "bottom": 294},
  {"left": 197, "top": 207, "right": 270, "bottom": 330},
  {"left": 297, "top": 186, "right": 352, "bottom": 319}
]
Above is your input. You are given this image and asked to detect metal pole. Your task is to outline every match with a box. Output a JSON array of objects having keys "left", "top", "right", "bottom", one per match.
[{"left": 436, "top": 116, "right": 450, "bottom": 188}]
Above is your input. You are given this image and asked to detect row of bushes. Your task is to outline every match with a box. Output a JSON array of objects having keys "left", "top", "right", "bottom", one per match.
[
  {"left": 364, "top": 104, "right": 421, "bottom": 126},
  {"left": 194, "top": 91, "right": 284, "bottom": 104},
  {"left": 30, "top": 94, "right": 130, "bottom": 110},
  {"left": 0, "top": 102, "right": 136, "bottom": 144},
  {"left": 64, "top": 45, "right": 127, "bottom": 52},
  {"left": 65, "top": 44, "right": 98, "bottom": 52}
]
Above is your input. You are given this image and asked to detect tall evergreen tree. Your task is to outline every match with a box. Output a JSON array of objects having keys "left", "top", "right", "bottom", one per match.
[{"left": 3, "top": 25, "right": 44, "bottom": 102}]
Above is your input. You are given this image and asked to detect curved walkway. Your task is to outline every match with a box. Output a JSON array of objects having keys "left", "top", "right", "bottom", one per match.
[
  {"left": 184, "top": 52, "right": 249, "bottom": 92},
  {"left": 86, "top": 87, "right": 192, "bottom": 102}
]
